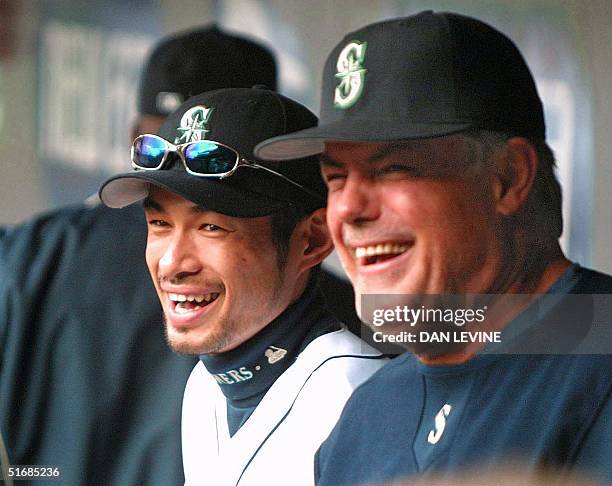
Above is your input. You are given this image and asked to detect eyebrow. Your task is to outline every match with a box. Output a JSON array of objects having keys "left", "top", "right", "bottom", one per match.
[
  {"left": 142, "top": 196, "right": 163, "bottom": 212},
  {"left": 142, "top": 195, "right": 210, "bottom": 215},
  {"left": 320, "top": 153, "right": 344, "bottom": 168},
  {"left": 321, "top": 141, "right": 420, "bottom": 167}
]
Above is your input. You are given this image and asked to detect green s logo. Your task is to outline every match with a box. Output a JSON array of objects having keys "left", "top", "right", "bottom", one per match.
[
  {"left": 175, "top": 105, "right": 213, "bottom": 144},
  {"left": 334, "top": 41, "right": 367, "bottom": 109}
]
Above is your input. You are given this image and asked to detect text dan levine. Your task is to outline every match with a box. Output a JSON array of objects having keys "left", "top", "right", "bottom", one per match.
[{"left": 373, "top": 331, "right": 502, "bottom": 344}]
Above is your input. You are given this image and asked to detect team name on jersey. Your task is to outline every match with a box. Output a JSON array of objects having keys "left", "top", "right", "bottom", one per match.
[{"left": 213, "top": 366, "right": 254, "bottom": 385}]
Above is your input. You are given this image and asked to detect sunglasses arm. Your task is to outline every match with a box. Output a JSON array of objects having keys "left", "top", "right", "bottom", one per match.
[{"left": 241, "top": 160, "right": 324, "bottom": 201}]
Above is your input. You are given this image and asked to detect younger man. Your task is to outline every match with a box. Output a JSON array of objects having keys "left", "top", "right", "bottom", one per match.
[{"left": 100, "top": 87, "right": 387, "bottom": 485}]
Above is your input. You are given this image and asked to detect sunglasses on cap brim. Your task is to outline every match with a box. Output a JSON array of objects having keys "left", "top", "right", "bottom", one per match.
[{"left": 130, "top": 134, "right": 322, "bottom": 200}]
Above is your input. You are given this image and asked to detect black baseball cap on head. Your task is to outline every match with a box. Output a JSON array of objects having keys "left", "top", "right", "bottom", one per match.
[
  {"left": 100, "top": 88, "right": 325, "bottom": 217},
  {"left": 255, "top": 11, "right": 545, "bottom": 160},
  {"left": 138, "top": 25, "right": 277, "bottom": 117}
]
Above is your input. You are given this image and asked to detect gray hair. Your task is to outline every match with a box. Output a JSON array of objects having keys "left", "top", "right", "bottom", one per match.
[{"left": 461, "top": 130, "right": 563, "bottom": 241}]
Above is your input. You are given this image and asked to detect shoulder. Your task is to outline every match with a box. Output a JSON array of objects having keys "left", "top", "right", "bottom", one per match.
[
  {"left": 299, "top": 328, "right": 389, "bottom": 386},
  {"left": 351, "top": 351, "right": 417, "bottom": 393},
  {"left": 498, "top": 354, "right": 612, "bottom": 396},
  {"left": 572, "top": 266, "right": 612, "bottom": 293},
  {"left": 1, "top": 205, "right": 85, "bottom": 250},
  {"left": 276, "top": 329, "right": 389, "bottom": 420},
  {"left": 0, "top": 205, "right": 90, "bottom": 292},
  {"left": 305, "top": 326, "right": 384, "bottom": 357},
  {"left": 1, "top": 204, "right": 101, "bottom": 267},
  {"left": 314, "top": 353, "right": 420, "bottom": 482},
  {"left": 1, "top": 203, "right": 144, "bottom": 252},
  {"left": 314, "top": 351, "right": 416, "bottom": 420},
  {"left": 559, "top": 355, "right": 612, "bottom": 390},
  {"left": 321, "top": 352, "right": 421, "bottom": 434}
]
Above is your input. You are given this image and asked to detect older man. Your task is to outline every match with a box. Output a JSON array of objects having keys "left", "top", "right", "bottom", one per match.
[
  {"left": 256, "top": 11, "right": 612, "bottom": 485},
  {"left": 99, "top": 87, "right": 387, "bottom": 485}
]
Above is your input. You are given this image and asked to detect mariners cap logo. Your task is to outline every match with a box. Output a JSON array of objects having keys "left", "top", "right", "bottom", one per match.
[
  {"left": 175, "top": 105, "right": 213, "bottom": 144},
  {"left": 334, "top": 40, "right": 367, "bottom": 109}
]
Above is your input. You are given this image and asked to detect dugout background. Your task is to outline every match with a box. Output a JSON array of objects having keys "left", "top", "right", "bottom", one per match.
[{"left": 0, "top": 0, "right": 610, "bottom": 275}]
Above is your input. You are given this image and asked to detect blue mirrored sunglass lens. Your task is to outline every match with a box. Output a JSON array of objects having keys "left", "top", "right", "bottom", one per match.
[
  {"left": 184, "top": 141, "right": 237, "bottom": 174},
  {"left": 134, "top": 136, "right": 167, "bottom": 168}
]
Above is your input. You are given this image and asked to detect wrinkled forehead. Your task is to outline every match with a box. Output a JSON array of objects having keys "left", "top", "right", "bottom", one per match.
[{"left": 321, "top": 136, "right": 480, "bottom": 173}]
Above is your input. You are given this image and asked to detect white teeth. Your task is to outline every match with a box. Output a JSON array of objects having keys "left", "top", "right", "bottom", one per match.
[
  {"left": 175, "top": 303, "right": 191, "bottom": 314},
  {"left": 355, "top": 243, "right": 409, "bottom": 259},
  {"left": 169, "top": 292, "right": 219, "bottom": 304}
]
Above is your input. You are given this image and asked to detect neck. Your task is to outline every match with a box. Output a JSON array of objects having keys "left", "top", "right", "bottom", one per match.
[
  {"left": 416, "top": 242, "right": 572, "bottom": 366},
  {"left": 199, "top": 273, "right": 338, "bottom": 400}
]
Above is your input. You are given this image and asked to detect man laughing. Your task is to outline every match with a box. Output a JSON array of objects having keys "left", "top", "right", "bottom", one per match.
[{"left": 99, "top": 87, "right": 387, "bottom": 485}]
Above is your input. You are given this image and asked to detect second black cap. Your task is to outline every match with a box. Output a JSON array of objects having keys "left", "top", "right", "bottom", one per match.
[{"left": 138, "top": 25, "right": 277, "bottom": 117}]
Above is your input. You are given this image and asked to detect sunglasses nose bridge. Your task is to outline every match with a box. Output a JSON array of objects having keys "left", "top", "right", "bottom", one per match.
[
  {"left": 175, "top": 145, "right": 187, "bottom": 164},
  {"left": 161, "top": 145, "right": 186, "bottom": 171}
]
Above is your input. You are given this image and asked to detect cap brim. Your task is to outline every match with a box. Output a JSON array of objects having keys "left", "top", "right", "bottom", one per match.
[
  {"left": 255, "top": 118, "right": 475, "bottom": 160},
  {"left": 99, "top": 170, "right": 290, "bottom": 217}
]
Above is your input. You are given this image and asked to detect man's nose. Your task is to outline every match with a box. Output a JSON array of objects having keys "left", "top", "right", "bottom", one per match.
[
  {"left": 158, "top": 231, "right": 202, "bottom": 280},
  {"left": 330, "top": 173, "right": 380, "bottom": 225}
]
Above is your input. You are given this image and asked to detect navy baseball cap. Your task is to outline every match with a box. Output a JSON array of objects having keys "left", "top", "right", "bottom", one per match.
[
  {"left": 138, "top": 25, "right": 277, "bottom": 117},
  {"left": 255, "top": 11, "right": 545, "bottom": 160},
  {"left": 100, "top": 88, "right": 326, "bottom": 217}
]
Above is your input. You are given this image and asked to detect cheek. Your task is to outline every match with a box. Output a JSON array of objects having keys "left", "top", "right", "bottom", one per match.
[
  {"left": 325, "top": 199, "right": 348, "bottom": 247},
  {"left": 145, "top": 240, "right": 162, "bottom": 277},
  {"left": 416, "top": 184, "right": 497, "bottom": 266},
  {"left": 393, "top": 181, "right": 492, "bottom": 233},
  {"left": 221, "top": 235, "right": 278, "bottom": 281}
]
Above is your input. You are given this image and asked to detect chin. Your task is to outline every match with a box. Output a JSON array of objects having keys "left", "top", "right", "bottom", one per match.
[
  {"left": 167, "top": 339, "right": 204, "bottom": 356},
  {"left": 165, "top": 325, "right": 232, "bottom": 356},
  {"left": 357, "top": 277, "right": 419, "bottom": 296}
]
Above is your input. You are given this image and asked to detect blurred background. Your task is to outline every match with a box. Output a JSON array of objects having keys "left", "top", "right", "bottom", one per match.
[{"left": 0, "top": 0, "right": 610, "bottom": 273}]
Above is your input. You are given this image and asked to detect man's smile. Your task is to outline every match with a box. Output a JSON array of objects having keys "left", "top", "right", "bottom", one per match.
[
  {"left": 168, "top": 292, "right": 220, "bottom": 314},
  {"left": 353, "top": 242, "right": 412, "bottom": 266}
]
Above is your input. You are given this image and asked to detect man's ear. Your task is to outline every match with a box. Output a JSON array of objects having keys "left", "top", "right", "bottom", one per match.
[
  {"left": 494, "top": 137, "right": 538, "bottom": 217},
  {"left": 296, "top": 207, "right": 333, "bottom": 274},
  {"left": 129, "top": 121, "right": 141, "bottom": 146},
  {"left": 130, "top": 115, "right": 165, "bottom": 144}
]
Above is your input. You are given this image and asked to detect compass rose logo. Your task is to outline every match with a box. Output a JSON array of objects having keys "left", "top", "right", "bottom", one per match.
[
  {"left": 174, "top": 105, "right": 213, "bottom": 144},
  {"left": 334, "top": 41, "right": 367, "bottom": 109}
]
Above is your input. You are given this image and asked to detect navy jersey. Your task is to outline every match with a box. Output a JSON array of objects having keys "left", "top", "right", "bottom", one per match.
[
  {"left": 0, "top": 203, "right": 196, "bottom": 485},
  {"left": 315, "top": 267, "right": 612, "bottom": 485}
]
